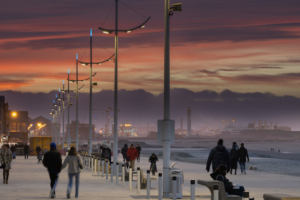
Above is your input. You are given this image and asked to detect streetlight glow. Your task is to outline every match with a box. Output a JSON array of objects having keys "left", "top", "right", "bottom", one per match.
[{"left": 12, "top": 112, "right": 17, "bottom": 117}]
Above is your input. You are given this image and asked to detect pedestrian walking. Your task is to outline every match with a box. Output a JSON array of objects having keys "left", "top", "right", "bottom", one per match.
[
  {"left": 127, "top": 144, "right": 138, "bottom": 171},
  {"left": 36, "top": 145, "right": 41, "bottom": 159},
  {"left": 121, "top": 144, "right": 128, "bottom": 162},
  {"left": 42, "top": 143, "right": 62, "bottom": 199},
  {"left": 230, "top": 142, "right": 239, "bottom": 175},
  {"left": 24, "top": 144, "right": 29, "bottom": 159},
  {"left": 206, "top": 139, "right": 231, "bottom": 172},
  {"left": 136, "top": 144, "right": 142, "bottom": 162},
  {"left": 100, "top": 146, "right": 112, "bottom": 164},
  {"left": 61, "top": 147, "right": 83, "bottom": 199},
  {"left": 239, "top": 143, "right": 249, "bottom": 174},
  {"left": 10, "top": 144, "right": 16, "bottom": 159},
  {"left": 0, "top": 144, "right": 12, "bottom": 184}
]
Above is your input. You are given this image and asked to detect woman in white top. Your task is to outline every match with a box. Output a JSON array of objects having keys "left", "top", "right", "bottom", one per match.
[{"left": 62, "top": 147, "right": 83, "bottom": 198}]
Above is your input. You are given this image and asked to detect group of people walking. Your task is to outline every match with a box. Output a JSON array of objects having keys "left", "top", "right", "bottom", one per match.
[
  {"left": 206, "top": 139, "right": 252, "bottom": 199},
  {"left": 43, "top": 142, "right": 83, "bottom": 199},
  {"left": 121, "top": 144, "right": 141, "bottom": 171}
]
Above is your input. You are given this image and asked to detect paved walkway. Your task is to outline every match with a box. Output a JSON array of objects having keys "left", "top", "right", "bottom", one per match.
[{"left": 0, "top": 154, "right": 299, "bottom": 199}]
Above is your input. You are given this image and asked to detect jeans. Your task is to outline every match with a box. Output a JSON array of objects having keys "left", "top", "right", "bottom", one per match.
[
  {"left": 236, "top": 186, "right": 245, "bottom": 197},
  {"left": 68, "top": 173, "right": 80, "bottom": 198},
  {"left": 24, "top": 152, "right": 29, "bottom": 159},
  {"left": 49, "top": 172, "right": 59, "bottom": 192},
  {"left": 240, "top": 162, "right": 246, "bottom": 173}
]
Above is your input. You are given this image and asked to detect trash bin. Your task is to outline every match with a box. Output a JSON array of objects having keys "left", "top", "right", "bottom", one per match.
[{"left": 169, "top": 162, "right": 184, "bottom": 199}]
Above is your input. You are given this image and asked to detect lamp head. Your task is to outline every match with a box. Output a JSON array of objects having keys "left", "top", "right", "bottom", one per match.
[
  {"left": 76, "top": 53, "right": 78, "bottom": 60},
  {"left": 90, "top": 28, "right": 92, "bottom": 37},
  {"left": 170, "top": 3, "right": 182, "bottom": 11},
  {"left": 103, "top": 30, "right": 112, "bottom": 34}
]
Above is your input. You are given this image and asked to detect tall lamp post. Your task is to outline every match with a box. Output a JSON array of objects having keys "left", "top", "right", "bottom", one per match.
[
  {"left": 68, "top": 53, "right": 93, "bottom": 150},
  {"left": 98, "top": 0, "right": 150, "bottom": 175},
  {"left": 159, "top": 1, "right": 182, "bottom": 197},
  {"left": 78, "top": 29, "right": 115, "bottom": 155}
]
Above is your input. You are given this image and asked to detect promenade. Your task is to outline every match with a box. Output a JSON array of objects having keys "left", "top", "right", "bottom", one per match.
[{"left": 0, "top": 154, "right": 299, "bottom": 200}]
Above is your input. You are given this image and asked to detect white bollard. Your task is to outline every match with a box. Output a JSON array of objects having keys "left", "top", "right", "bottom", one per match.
[
  {"left": 122, "top": 164, "right": 125, "bottom": 187},
  {"left": 137, "top": 167, "right": 140, "bottom": 194},
  {"left": 172, "top": 177, "right": 177, "bottom": 200},
  {"left": 106, "top": 160, "right": 108, "bottom": 180},
  {"left": 147, "top": 170, "right": 150, "bottom": 199},
  {"left": 158, "top": 173, "right": 162, "bottom": 200},
  {"left": 111, "top": 162, "right": 114, "bottom": 182},
  {"left": 244, "top": 191, "right": 249, "bottom": 200},
  {"left": 116, "top": 163, "right": 119, "bottom": 185},
  {"left": 94, "top": 157, "right": 98, "bottom": 174},
  {"left": 98, "top": 159, "right": 100, "bottom": 175},
  {"left": 101, "top": 159, "right": 104, "bottom": 177},
  {"left": 129, "top": 166, "right": 132, "bottom": 190},
  {"left": 213, "top": 185, "right": 219, "bottom": 200},
  {"left": 190, "top": 180, "right": 195, "bottom": 200}
]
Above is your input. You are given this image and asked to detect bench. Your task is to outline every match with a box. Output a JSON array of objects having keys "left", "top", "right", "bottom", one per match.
[
  {"left": 139, "top": 169, "right": 157, "bottom": 189},
  {"left": 263, "top": 194, "right": 300, "bottom": 200},
  {"left": 197, "top": 180, "right": 242, "bottom": 200}
]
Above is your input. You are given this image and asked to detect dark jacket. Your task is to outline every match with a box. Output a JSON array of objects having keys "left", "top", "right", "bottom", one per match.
[
  {"left": 136, "top": 146, "right": 141, "bottom": 154},
  {"left": 230, "top": 147, "right": 239, "bottom": 161},
  {"left": 239, "top": 146, "right": 249, "bottom": 162},
  {"left": 210, "top": 170, "right": 233, "bottom": 191},
  {"left": 24, "top": 145, "right": 29, "bottom": 153},
  {"left": 121, "top": 146, "right": 128, "bottom": 157},
  {"left": 206, "top": 145, "right": 231, "bottom": 172},
  {"left": 102, "top": 147, "right": 112, "bottom": 159},
  {"left": 36, "top": 146, "right": 41, "bottom": 153},
  {"left": 43, "top": 150, "right": 62, "bottom": 173},
  {"left": 149, "top": 155, "right": 158, "bottom": 163},
  {"left": 10, "top": 146, "right": 16, "bottom": 152}
]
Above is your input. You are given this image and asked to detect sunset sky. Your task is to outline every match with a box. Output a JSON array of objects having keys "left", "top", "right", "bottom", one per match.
[{"left": 1, "top": 0, "right": 300, "bottom": 97}]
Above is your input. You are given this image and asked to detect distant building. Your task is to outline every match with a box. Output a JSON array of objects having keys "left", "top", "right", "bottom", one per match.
[
  {"left": 28, "top": 116, "right": 53, "bottom": 137},
  {"left": 0, "top": 96, "right": 9, "bottom": 136},
  {"left": 68, "top": 121, "right": 96, "bottom": 141},
  {"left": 277, "top": 126, "right": 291, "bottom": 131},
  {"left": 136, "top": 125, "right": 156, "bottom": 137},
  {"left": 120, "top": 124, "right": 137, "bottom": 137},
  {"left": 9, "top": 111, "right": 29, "bottom": 133}
]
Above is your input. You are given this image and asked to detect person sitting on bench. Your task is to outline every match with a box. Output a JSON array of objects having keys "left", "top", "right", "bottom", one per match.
[{"left": 210, "top": 164, "right": 254, "bottom": 200}]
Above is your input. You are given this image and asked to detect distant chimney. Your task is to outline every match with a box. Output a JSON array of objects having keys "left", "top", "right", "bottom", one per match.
[
  {"left": 187, "top": 107, "right": 191, "bottom": 136},
  {"left": 180, "top": 119, "right": 183, "bottom": 131}
]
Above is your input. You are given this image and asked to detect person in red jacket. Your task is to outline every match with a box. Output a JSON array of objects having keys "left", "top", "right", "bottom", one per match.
[{"left": 127, "top": 144, "right": 138, "bottom": 171}]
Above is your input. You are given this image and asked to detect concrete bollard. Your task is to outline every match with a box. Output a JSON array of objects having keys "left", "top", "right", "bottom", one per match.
[
  {"left": 106, "top": 160, "right": 108, "bottom": 180},
  {"left": 94, "top": 158, "right": 97, "bottom": 173},
  {"left": 129, "top": 166, "right": 132, "bottom": 190},
  {"left": 190, "top": 180, "right": 195, "bottom": 200},
  {"left": 137, "top": 167, "right": 140, "bottom": 194},
  {"left": 116, "top": 163, "right": 119, "bottom": 185},
  {"left": 172, "top": 177, "right": 177, "bottom": 200},
  {"left": 244, "top": 191, "right": 249, "bottom": 200},
  {"left": 98, "top": 159, "right": 100, "bottom": 175},
  {"left": 122, "top": 164, "right": 125, "bottom": 187},
  {"left": 158, "top": 173, "right": 162, "bottom": 200},
  {"left": 111, "top": 162, "right": 114, "bottom": 182},
  {"left": 147, "top": 170, "right": 150, "bottom": 199},
  {"left": 101, "top": 159, "right": 104, "bottom": 177},
  {"left": 213, "top": 185, "right": 219, "bottom": 200}
]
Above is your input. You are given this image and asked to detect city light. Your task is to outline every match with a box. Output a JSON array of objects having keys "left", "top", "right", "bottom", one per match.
[{"left": 12, "top": 112, "right": 17, "bottom": 117}]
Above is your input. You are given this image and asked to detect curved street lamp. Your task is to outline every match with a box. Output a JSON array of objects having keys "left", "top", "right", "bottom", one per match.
[
  {"left": 78, "top": 29, "right": 115, "bottom": 156},
  {"left": 98, "top": 0, "right": 151, "bottom": 176}
]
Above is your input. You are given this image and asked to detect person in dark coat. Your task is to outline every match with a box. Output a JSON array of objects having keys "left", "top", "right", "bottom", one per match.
[
  {"left": 43, "top": 143, "right": 62, "bottom": 199},
  {"left": 206, "top": 139, "right": 231, "bottom": 172},
  {"left": 121, "top": 144, "right": 128, "bottom": 162},
  {"left": 36, "top": 145, "right": 41, "bottom": 159},
  {"left": 10, "top": 145, "right": 16, "bottom": 159},
  {"left": 230, "top": 142, "right": 239, "bottom": 175},
  {"left": 239, "top": 143, "right": 249, "bottom": 174},
  {"left": 100, "top": 146, "right": 112, "bottom": 164},
  {"left": 24, "top": 144, "right": 29, "bottom": 159},
  {"left": 136, "top": 144, "right": 142, "bottom": 162},
  {"left": 210, "top": 165, "right": 252, "bottom": 198}
]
